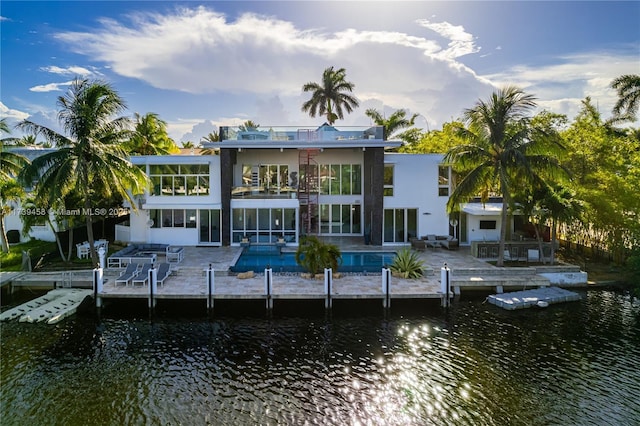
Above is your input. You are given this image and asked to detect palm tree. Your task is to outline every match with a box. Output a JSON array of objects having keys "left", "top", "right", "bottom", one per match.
[
  {"left": 0, "top": 179, "right": 25, "bottom": 252},
  {"left": 301, "top": 66, "right": 359, "bottom": 125},
  {"left": 611, "top": 74, "right": 640, "bottom": 122},
  {"left": 444, "top": 86, "right": 566, "bottom": 266},
  {"left": 238, "top": 121, "right": 260, "bottom": 132},
  {"left": 295, "top": 235, "right": 342, "bottom": 276},
  {"left": 365, "top": 108, "right": 418, "bottom": 140},
  {"left": 538, "top": 183, "right": 583, "bottom": 265},
  {"left": 125, "top": 112, "right": 179, "bottom": 155},
  {"left": 19, "top": 78, "right": 148, "bottom": 265},
  {"left": 0, "top": 119, "right": 29, "bottom": 181},
  {"left": 200, "top": 131, "right": 220, "bottom": 143},
  {"left": 182, "top": 141, "right": 196, "bottom": 149}
]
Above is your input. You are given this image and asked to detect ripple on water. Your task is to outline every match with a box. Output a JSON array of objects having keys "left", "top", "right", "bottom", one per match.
[{"left": 1, "top": 290, "right": 639, "bottom": 425}]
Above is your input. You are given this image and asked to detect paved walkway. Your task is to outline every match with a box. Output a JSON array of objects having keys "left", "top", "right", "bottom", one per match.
[{"left": 99, "top": 241, "right": 487, "bottom": 301}]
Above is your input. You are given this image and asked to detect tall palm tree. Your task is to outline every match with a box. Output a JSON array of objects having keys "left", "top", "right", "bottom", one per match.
[
  {"left": 301, "top": 66, "right": 359, "bottom": 125},
  {"left": 538, "top": 183, "right": 583, "bottom": 265},
  {"left": 611, "top": 74, "right": 640, "bottom": 122},
  {"left": 125, "top": 112, "right": 179, "bottom": 155},
  {"left": 19, "top": 78, "right": 148, "bottom": 265},
  {"left": 444, "top": 86, "right": 566, "bottom": 266},
  {"left": 0, "top": 179, "right": 25, "bottom": 253},
  {"left": 365, "top": 108, "right": 418, "bottom": 140}
]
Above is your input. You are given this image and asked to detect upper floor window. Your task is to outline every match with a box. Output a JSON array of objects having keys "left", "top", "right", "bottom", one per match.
[
  {"left": 438, "top": 165, "right": 450, "bottom": 196},
  {"left": 319, "top": 164, "right": 362, "bottom": 195},
  {"left": 242, "top": 164, "right": 289, "bottom": 189},
  {"left": 149, "top": 164, "right": 210, "bottom": 196},
  {"left": 384, "top": 164, "right": 394, "bottom": 196}
]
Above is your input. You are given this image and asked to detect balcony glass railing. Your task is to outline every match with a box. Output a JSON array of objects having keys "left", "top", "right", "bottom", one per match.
[
  {"left": 231, "top": 185, "right": 298, "bottom": 199},
  {"left": 220, "top": 126, "right": 383, "bottom": 142}
]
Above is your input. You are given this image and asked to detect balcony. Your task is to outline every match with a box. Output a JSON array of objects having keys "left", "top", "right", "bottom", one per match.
[{"left": 232, "top": 185, "right": 298, "bottom": 199}]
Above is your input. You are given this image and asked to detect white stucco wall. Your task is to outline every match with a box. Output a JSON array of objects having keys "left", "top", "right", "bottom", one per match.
[{"left": 383, "top": 153, "right": 450, "bottom": 238}]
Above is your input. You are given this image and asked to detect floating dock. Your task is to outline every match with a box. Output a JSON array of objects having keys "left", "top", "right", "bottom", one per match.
[
  {"left": 487, "top": 286, "right": 581, "bottom": 310},
  {"left": 0, "top": 288, "right": 92, "bottom": 324}
]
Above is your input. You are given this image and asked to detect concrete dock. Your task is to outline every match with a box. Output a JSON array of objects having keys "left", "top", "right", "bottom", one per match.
[{"left": 487, "top": 286, "right": 581, "bottom": 310}]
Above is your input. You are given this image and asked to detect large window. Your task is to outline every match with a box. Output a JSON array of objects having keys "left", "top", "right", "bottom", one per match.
[
  {"left": 149, "top": 164, "right": 210, "bottom": 196},
  {"left": 232, "top": 208, "right": 296, "bottom": 243},
  {"left": 383, "top": 164, "right": 394, "bottom": 196},
  {"left": 150, "top": 209, "right": 197, "bottom": 228},
  {"left": 242, "top": 164, "right": 289, "bottom": 189},
  {"left": 319, "top": 164, "right": 362, "bottom": 195},
  {"left": 319, "top": 203, "right": 361, "bottom": 234}
]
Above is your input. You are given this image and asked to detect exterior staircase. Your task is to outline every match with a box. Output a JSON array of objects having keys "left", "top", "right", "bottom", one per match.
[{"left": 298, "top": 149, "right": 320, "bottom": 235}]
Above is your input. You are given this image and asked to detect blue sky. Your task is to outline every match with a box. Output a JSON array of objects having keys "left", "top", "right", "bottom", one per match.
[{"left": 1, "top": 1, "right": 639, "bottom": 143}]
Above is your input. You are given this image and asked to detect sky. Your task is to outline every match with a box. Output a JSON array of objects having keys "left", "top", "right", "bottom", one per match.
[{"left": 1, "top": 1, "right": 639, "bottom": 144}]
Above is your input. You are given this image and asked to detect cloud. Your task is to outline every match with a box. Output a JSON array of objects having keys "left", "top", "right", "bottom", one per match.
[
  {"left": 52, "top": 6, "right": 492, "bottom": 128},
  {"left": 482, "top": 53, "right": 639, "bottom": 120},
  {"left": 0, "top": 101, "right": 30, "bottom": 121},
  {"left": 0, "top": 16, "right": 10, "bottom": 22},
  {"left": 40, "top": 65, "right": 95, "bottom": 77},
  {"left": 29, "top": 81, "right": 74, "bottom": 92}
]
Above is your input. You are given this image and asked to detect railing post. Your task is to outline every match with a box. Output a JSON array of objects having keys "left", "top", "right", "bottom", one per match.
[{"left": 324, "top": 268, "right": 332, "bottom": 309}]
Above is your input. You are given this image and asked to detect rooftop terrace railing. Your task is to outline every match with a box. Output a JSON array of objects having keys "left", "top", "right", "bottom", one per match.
[{"left": 220, "top": 125, "right": 384, "bottom": 142}]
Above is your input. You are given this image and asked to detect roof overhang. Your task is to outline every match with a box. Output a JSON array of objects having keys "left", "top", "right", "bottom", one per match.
[{"left": 462, "top": 203, "right": 503, "bottom": 216}]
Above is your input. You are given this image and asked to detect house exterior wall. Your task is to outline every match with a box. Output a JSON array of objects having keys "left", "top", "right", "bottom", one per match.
[
  {"left": 382, "top": 153, "right": 450, "bottom": 240},
  {"left": 466, "top": 214, "right": 502, "bottom": 242}
]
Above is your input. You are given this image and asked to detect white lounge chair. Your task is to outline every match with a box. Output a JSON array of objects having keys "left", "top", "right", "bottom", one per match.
[
  {"left": 115, "top": 263, "right": 139, "bottom": 286},
  {"left": 132, "top": 263, "right": 153, "bottom": 286}
]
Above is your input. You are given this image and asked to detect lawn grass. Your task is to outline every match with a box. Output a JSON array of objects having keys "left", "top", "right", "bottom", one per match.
[{"left": 0, "top": 240, "right": 58, "bottom": 271}]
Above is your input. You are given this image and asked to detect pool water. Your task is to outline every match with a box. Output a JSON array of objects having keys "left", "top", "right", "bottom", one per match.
[{"left": 231, "top": 247, "right": 396, "bottom": 272}]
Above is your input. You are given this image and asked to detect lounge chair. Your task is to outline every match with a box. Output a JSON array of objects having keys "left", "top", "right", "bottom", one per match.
[
  {"left": 156, "top": 263, "right": 172, "bottom": 287},
  {"left": 410, "top": 238, "right": 426, "bottom": 251},
  {"left": 132, "top": 263, "right": 153, "bottom": 286},
  {"left": 115, "top": 263, "right": 139, "bottom": 286}
]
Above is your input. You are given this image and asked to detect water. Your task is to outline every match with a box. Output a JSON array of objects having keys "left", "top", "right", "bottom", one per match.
[
  {"left": 231, "top": 249, "right": 397, "bottom": 272},
  {"left": 2, "top": 289, "right": 639, "bottom": 425}
]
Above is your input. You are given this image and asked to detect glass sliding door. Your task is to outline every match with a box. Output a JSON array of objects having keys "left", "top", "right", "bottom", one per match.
[
  {"left": 383, "top": 208, "right": 417, "bottom": 243},
  {"left": 199, "top": 209, "right": 221, "bottom": 244}
]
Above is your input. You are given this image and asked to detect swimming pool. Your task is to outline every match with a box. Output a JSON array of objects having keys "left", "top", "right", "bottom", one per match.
[{"left": 231, "top": 246, "right": 396, "bottom": 273}]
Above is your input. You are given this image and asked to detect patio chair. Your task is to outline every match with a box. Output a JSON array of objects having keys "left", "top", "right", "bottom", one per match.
[
  {"left": 132, "top": 263, "right": 153, "bottom": 287},
  {"left": 156, "top": 263, "right": 172, "bottom": 287},
  {"left": 115, "top": 263, "right": 139, "bottom": 286},
  {"left": 76, "top": 243, "right": 89, "bottom": 259},
  {"left": 410, "top": 238, "right": 426, "bottom": 251},
  {"left": 423, "top": 234, "right": 440, "bottom": 249}
]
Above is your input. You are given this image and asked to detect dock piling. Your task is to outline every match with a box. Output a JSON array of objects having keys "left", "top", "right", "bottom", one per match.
[
  {"left": 265, "top": 268, "right": 273, "bottom": 310},
  {"left": 207, "top": 264, "right": 214, "bottom": 313},
  {"left": 93, "top": 267, "right": 103, "bottom": 309},
  {"left": 324, "top": 268, "right": 332, "bottom": 309},
  {"left": 381, "top": 267, "right": 391, "bottom": 309},
  {"left": 148, "top": 267, "right": 157, "bottom": 313},
  {"left": 440, "top": 263, "right": 451, "bottom": 308}
]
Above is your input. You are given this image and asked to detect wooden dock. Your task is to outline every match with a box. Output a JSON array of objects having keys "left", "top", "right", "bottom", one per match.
[{"left": 487, "top": 287, "right": 581, "bottom": 310}]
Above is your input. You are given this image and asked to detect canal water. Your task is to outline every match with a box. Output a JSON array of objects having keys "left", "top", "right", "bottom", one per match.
[{"left": 1, "top": 289, "right": 639, "bottom": 425}]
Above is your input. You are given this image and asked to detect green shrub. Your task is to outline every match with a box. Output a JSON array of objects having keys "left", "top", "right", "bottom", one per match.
[
  {"left": 389, "top": 248, "right": 424, "bottom": 279},
  {"left": 295, "top": 236, "right": 342, "bottom": 275}
]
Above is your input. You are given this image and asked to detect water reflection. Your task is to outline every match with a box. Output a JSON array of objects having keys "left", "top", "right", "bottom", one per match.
[{"left": 1, "top": 291, "right": 639, "bottom": 425}]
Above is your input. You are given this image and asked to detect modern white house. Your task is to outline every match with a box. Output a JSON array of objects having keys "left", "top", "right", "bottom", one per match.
[
  {"left": 6, "top": 125, "right": 529, "bottom": 253},
  {"left": 121, "top": 125, "right": 454, "bottom": 247}
]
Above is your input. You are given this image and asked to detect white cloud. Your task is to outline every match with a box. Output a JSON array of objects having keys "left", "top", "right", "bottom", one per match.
[
  {"left": 29, "top": 81, "right": 74, "bottom": 92},
  {"left": 482, "top": 53, "right": 639, "bottom": 121},
  {"left": 0, "top": 101, "right": 30, "bottom": 121},
  {"left": 52, "top": 6, "right": 493, "bottom": 129},
  {"left": 0, "top": 16, "right": 10, "bottom": 22},
  {"left": 40, "top": 65, "right": 95, "bottom": 77}
]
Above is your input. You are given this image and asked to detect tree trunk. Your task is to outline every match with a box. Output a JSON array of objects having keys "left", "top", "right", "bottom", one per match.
[
  {"left": 67, "top": 225, "right": 74, "bottom": 263},
  {"left": 0, "top": 215, "right": 9, "bottom": 253},
  {"left": 497, "top": 200, "right": 508, "bottom": 267},
  {"left": 550, "top": 218, "right": 557, "bottom": 265},
  {"left": 533, "top": 221, "right": 547, "bottom": 265},
  {"left": 84, "top": 198, "right": 98, "bottom": 266}
]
